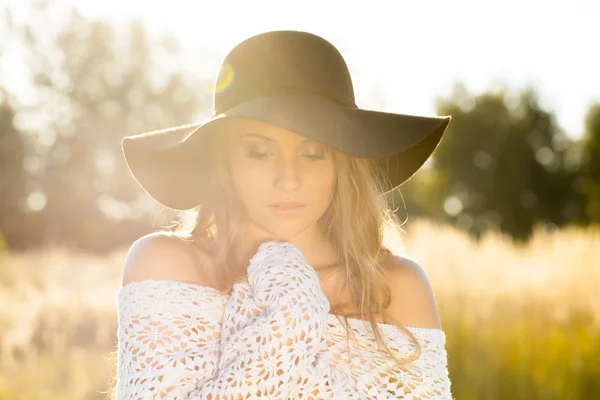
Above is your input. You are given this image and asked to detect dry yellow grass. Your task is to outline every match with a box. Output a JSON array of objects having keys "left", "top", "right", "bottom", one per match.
[
  {"left": 0, "top": 219, "right": 598, "bottom": 399},
  {"left": 389, "top": 220, "right": 600, "bottom": 325}
]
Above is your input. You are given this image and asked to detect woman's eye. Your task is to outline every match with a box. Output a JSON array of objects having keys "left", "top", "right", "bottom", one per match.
[
  {"left": 247, "top": 150, "right": 271, "bottom": 159},
  {"left": 244, "top": 143, "right": 274, "bottom": 159},
  {"left": 303, "top": 153, "right": 325, "bottom": 160},
  {"left": 302, "top": 147, "right": 327, "bottom": 161}
]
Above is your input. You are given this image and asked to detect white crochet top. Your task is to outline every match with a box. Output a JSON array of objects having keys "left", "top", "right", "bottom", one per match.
[{"left": 116, "top": 241, "right": 452, "bottom": 399}]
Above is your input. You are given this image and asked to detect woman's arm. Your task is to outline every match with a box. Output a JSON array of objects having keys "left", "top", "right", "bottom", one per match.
[
  {"left": 216, "top": 241, "right": 360, "bottom": 399},
  {"left": 117, "top": 237, "right": 355, "bottom": 400},
  {"left": 184, "top": 241, "right": 334, "bottom": 398}
]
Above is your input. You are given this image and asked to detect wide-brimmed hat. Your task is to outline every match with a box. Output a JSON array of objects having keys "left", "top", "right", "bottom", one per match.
[{"left": 122, "top": 30, "right": 452, "bottom": 210}]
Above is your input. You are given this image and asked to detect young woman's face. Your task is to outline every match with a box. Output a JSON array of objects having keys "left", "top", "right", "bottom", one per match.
[{"left": 227, "top": 119, "right": 336, "bottom": 240}]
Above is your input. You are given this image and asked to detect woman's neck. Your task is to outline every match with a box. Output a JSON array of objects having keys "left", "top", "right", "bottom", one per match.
[{"left": 231, "top": 223, "right": 341, "bottom": 271}]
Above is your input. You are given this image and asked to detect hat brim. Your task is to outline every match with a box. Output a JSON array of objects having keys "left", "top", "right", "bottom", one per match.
[{"left": 122, "top": 92, "right": 451, "bottom": 210}]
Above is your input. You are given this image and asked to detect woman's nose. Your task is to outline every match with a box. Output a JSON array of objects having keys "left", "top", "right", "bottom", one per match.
[{"left": 273, "top": 156, "right": 301, "bottom": 191}]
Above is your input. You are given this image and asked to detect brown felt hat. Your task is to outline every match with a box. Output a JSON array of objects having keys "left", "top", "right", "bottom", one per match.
[{"left": 122, "top": 30, "right": 452, "bottom": 210}]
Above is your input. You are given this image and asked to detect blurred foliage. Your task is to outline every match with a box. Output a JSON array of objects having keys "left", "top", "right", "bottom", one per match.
[
  {"left": 580, "top": 103, "right": 600, "bottom": 223},
  {"left": 0, "top": 1, "right": 209, "bottom": 252},
  {"left": 0, "top": 94, "right": 29, "bottom": 249},
  {"left": 0, "top": 2, "right": 599, "bottom": 248},
  {"left": 397, "top": 83, "right": 592, "bottom": 242},
  {"left": 0, "top": 220, "right": 599, "bottom": 399}
]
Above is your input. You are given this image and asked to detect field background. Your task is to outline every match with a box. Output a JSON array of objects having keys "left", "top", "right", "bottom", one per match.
[
  {"left": 0, "top": 219, "right": 598, "bottom": 400},
  {"left": 2, "top": 1, "right": 600, "bottom": 399}
]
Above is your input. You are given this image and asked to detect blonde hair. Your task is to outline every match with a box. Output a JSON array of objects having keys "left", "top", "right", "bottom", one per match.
[
  {"left": 174, "top": 128, "right": 422, "bottom": 370},
  {"left": 105, "top": 128, "right": 423, "bottom": 399}
]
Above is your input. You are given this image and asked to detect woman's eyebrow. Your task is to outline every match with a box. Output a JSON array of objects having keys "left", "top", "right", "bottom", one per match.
[{"left": 240, "top": 133, "right": 277, "bottom": 142}]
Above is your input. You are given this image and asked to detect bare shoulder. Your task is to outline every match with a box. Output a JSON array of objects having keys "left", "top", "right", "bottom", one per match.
[
  {"left": 122, "top": 231, "right": 211, "bottom": 286},
  {"left": 384, "top": 254, "right": 442, "bottom": 329}
]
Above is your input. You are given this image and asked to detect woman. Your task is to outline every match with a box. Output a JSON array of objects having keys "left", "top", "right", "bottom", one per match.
[{"left": 117, "top": 30, "right": 452, "bottom": 399}]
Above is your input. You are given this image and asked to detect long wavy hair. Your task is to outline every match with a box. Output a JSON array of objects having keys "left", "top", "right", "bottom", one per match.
[
  {"left": 105, "top": 127, "right": 423, "bottom": 399},
  {"left": 173, "top": 128, "right": 422, "bottom": 370}
]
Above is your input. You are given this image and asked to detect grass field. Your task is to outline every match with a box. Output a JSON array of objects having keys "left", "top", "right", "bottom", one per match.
[{"left": 0, "top": 219, "right": 599, "bottom": 399}]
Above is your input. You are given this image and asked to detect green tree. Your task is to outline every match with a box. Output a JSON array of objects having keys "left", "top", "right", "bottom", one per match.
[
  {"left": 404, "top": 82, "right": 579, "bottom": 241},
  {"left": 580, "top": 102, "right": 600, "bottom": 224},
  {"left": 0, "top": 92, "right": 32, "bottom": 250},
  {"left": 3, "top": 2, "right": 210, "bottom": 251}
]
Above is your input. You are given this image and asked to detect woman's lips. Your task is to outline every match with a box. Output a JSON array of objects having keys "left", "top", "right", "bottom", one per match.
[{"left": 269, "top": 202, "right": 306, "bottom": 217}]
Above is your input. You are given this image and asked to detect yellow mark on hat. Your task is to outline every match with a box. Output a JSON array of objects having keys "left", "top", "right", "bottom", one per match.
[{"left": 215, "top": 61, "right": 235, "bottom": 93}]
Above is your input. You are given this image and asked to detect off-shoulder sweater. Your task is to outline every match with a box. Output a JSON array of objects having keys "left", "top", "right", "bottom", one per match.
[{"left": 116, "top": 241, "right": 452, "bottom": 399}]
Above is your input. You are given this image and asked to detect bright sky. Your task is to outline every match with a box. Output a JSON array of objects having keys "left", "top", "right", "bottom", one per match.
[{"left": 4, "top": 0, "right": 600, "bottom": 138}]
